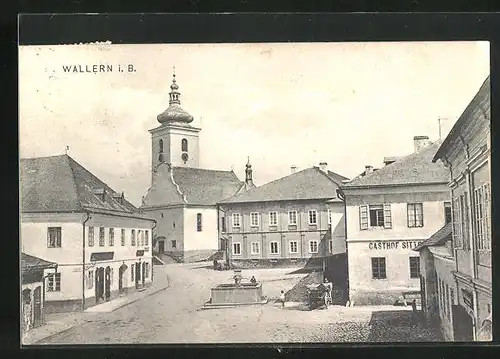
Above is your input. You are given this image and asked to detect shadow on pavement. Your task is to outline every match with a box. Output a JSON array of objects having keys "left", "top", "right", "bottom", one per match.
[{"left": 367, "top": 310, "right": 443, "bottom": 342}]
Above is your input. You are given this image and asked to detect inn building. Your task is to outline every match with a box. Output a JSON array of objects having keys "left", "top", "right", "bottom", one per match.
[
  {"left": 140, "top": 71, "right": 255, "bottom": 263},
  {"left": 341, "top": 136, "right": 450, "bottom": 305},
  {"left": 431, "top": 75, "right": 491, "bottom": 341},
  {"left": 20, "top": 154, "right": 156, "bottom": 313}
]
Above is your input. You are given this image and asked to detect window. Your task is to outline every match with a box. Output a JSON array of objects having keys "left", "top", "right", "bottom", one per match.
[
  {"left": 121, "top": 229, "right": 126, "bottom": 246},
  {"left": 145, "top": 230, "right": 149, "bottom": 246},
  {"left": 309, "top": 240, "right": 318, "bottom": 253},
  {"left": 452, "top": 197, "right": 463, "bottom": 248},
  {"left": 159, "top": 139, "right": 163, "bottom": 153},
  {"left": 270, "top": 242, "right": 279, "bottom": 254},
  {"left": 131, "top": 264, "right": 135, "bottom": 281},
  {"left": 461, "top": 193, "right": 470, "bottom": 250},
  {"left": 328, "top": 209, "right": 332, "bottom": 225},
  {"left": 197, "top": 213, "right": 203, "bottom": 232},
  {"left": 329, "top": 240, "right": 333, "bottom": 253},
  {"left": 145, "top": 263, "right": 150, "bottom": 278},
  {"left": 251, "top": 242, "right": 260, "bottom": 254},
  {"left": 308, "top": 210, "right": 317, "bottom": 225},
  {"left": 88, "top": 227, "right": 95, "bottom": 247},
  {"left": 269, "top": 212, "right": 278, "bottom": 226},
  {"left": 221, "top": 217, "right": 226, "bottom": 232},
  {"left": 109, "top": 228, "right": 114, "bottom": 246},
  {"left": 407, "top": 203, "right": 424, "bottom": 227},
  {"left": 360, "top": 205, "right": 392, "bottom": 229},
  {"left": 371, "top": 257, "right": 386, "bottom": 279},
  {"left": 250, "top": 212, "right": 259, "bottom": 227},
  {"left": 87, "top": 270, "right": 94, "bottom": 289},
  {"left": 233, "top": 242, "right": 241, "bottom": 255},
  {"left": 288, "top": 211, "right": 298, "bottom": 225},
  {"left": 171, "top": 240, "right": 177, "bottom": 249},
  {"left": 99, "top": 227, "right": 105, "bottom": 246},
  {"left": 444, "top": 202, "right": 452, "bottom": 224},
  {"left": 181, "top": 138, "right": 188, "bottom": 152},
  {"left": 474, "top": 183, "right": 491, "bottom": 251},
  {"left": 131, "top": 229, "right": 136, "bottom": 246},
  {"left": 409, "top": 256, "right": 420, "bottom": 278},
  {"left": 232, "top": 213, "right": 241, "bottom": 228},
  {"left": 47, "top": 273, "right": 61, "bottom": 292},
  {"left": 47, "top": 227, "right": 62, "bottom": 248},
  {"left": 289, "top": 241, "right": 298, "bottom": 254}
]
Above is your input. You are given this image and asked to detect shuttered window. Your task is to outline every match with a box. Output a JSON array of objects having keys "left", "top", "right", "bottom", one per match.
[{"left": 359, "top": 205, "right": 369, "bottom": 230}]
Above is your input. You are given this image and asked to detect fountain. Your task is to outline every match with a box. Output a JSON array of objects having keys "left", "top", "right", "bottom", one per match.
[{"left": 203, "top": 269, "right": 267, "bottom": 308}]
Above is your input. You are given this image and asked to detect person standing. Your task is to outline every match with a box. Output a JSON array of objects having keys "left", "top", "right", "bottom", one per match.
[
  {"left": 280, "top": 290, "right": 285, "bottom": 309},
  {"left": 411, "top": 299, "right": 418, "bottom": 326}
]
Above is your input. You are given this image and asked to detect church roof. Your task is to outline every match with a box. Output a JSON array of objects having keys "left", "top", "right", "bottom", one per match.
[
  {"left": 219, "top": 167, "right": 346, "bottom": 204},
  {"left": 343, "top": 140, "right": 449, "bottom": 189},
  {"left": 141, "top": 164, "right": 244, "bottom": 207},
  {"left": 20, "top": 154, "right": 146, "bottom": 216}
]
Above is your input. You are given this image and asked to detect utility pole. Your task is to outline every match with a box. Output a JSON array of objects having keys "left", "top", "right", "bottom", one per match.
[{"left": 438, "top": 118, "right": 448, "bottom": 140}]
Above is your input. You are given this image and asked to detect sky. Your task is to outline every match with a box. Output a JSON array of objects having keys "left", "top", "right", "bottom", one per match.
[{"left": 19, "top": 42, "right": 490, "bottom": 207}]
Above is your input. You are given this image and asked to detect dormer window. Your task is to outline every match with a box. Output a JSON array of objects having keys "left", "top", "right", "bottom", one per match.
[
  {"left": 93, "top": 188, "right": 106, "bottom": 202},
  {"left": 181, "top": 138, "right": 188, "bottom": 152}
]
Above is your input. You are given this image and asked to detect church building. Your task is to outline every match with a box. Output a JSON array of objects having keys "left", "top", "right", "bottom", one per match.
[{"left": 140, "top": 71, "right": 255, "bottom": 263}]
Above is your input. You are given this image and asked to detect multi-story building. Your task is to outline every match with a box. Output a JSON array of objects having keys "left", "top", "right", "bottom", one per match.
[
  {"left": 431, "top": 75, "right": 491, "bottom": 341},
  {"left": 414, "top": 223, "right": 455, "bottom": 341},
  {"left": 141, "top": 72, "right": 255, "bottom": 263},
  {"left": 20, "top": 154, "right": 156, "bottom": 313},
  {"left": 341, "top": 136, "right": 450, "bottom": 305},
  {"left": 218, "top": 163, "right": 349, "bottom": 290}
]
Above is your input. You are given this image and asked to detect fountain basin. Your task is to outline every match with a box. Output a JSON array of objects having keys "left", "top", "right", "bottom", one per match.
[{"left": 203, "top": 283, "right": 267, "bottom": 308}]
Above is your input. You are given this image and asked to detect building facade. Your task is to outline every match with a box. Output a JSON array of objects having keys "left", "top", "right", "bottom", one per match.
[
  {"left": 141, "top": 72, "right": 255, "bottom": 263},
  {"left": 432, "top": 76, "right": 491, "bottom": 341},
  {"left": 342, "top": 137, "right": 450, "bottom": 305},
  {"left": 20, "top": 155, "right": 155, "bottom": 313},
  {"left": 414, "top": 223, "right": 456, "bottom": 341},
  {"left": 218, "top": 164, "right": 349, "bottom": 291},
  {"left": 21, "top": 253, "right": 57, "bottom": 336}
]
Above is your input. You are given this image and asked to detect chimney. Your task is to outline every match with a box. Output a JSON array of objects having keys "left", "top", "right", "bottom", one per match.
[
  {"left": 413, "top": 135, "right": 430, "bottom": 153},
  {"left": 365, "top": 165, "right": 373, "bottom": 175},
  {"left": 319, "top": 162, "right": 328, "bottom": 173},
  {"left": 290, "top": 165, "right": 297, "bottom": 174},
  {"left": 383, "top": 157, "right": 399, "bottom": 166}
]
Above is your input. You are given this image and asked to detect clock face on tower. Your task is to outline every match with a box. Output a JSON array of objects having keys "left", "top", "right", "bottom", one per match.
[{"left": 181, "top": 152, "right": 189, "bottom": 163}]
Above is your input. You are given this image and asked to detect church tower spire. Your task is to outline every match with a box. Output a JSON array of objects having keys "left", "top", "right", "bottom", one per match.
[
  {"left": 244, "top": 157, "right": 256, "bottom": 190},
  {"left": 169, "top": 66, "right": 181, "bottom": 105}
]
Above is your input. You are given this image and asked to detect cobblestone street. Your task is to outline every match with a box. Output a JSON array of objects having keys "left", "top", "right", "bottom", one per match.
[{"left": 37, "top": 263, "right": 441, "bottom": 344}]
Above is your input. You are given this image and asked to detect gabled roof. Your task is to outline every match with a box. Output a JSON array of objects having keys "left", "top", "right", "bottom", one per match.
[
  {"left": 219, "top": 167, "right": 345, "bottom": 204},
  {"left": 141, "top": 164, "right": 244, "bottom": 207},
  {"left": 171, "top": 166, "right": 244, "bottom": 205},
  {"left": 343, "top": 141, "right": 449, "bottom": 189},
  {"left": 20, "top": 154, "right": 139, "bottom": 214},
  {"left": 433, "top": 76, "right": 490, "bottom": 163},
  {"left": 414, "top": 222, "right": 452, "bottom": 251},
  {"left": 21, "top": 253, "right": 57, "bottom": 271}
]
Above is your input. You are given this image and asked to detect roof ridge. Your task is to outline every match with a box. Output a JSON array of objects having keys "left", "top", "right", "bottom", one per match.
[
  {"left": 315, "top": 167, "right": 344, "bottom": 185},
  {"left": 20, "top": 154, "right": 68, "bottom": 161},
  {"left": 64, "top": 155, "right": 84, "bottom": 211}
]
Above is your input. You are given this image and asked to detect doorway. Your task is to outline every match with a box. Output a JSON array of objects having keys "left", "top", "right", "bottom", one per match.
[
  {"left": 452, "top": 304, "right": 474, "bottom": 341},
  {"left": 105, "top": 266, "right": 111, "bottom": 301},
  {"left": 135, "top": 262, "right": 141, "bottom": 288},
  {"left": 33, "top": 286, "right": 42, "bottom": 327},
  {"left": 158, "top": 240, "right": 165, "bottom": 254},
  {"left": 95, "top": 267, "right": 104, "bottom": 303},
  {"left": 142, "top": 262, "right": 146, "bottom": 286},
  {"left": 119, "top": 264, "right": 127, "bottom": 294}
]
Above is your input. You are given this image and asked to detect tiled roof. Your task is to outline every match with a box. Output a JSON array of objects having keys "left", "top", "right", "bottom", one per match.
[
  {"left": 20, "top": 154, "right": 139, "bottom": 214},
  {"left": 141, "top": 164, "right": 244, "bottom": 207},
  {"left": 433, "top": 76, "right": 490, "bottom": 163},
  {"left": 343, "top": 141, "right": 449, "bottom": 188},
  {"left": 414, "top": 222, "right": 452, "bottom": 251},
  {"left": 21, "top": 253, "right": 57, "bottom": 270},
  {"left": 172, "top": 167, "right": 244, "bottom": 205},
  {"left": 219, "top": 167, "right": 345, "bottom": 204}
]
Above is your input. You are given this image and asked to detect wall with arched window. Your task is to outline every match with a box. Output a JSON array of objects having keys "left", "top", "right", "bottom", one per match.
[
  {"left": 181, "top": 138, "right": 188, "bottom": 152},
  {"left": 196, "top": 213, "right": 202, "bottom": 232}
]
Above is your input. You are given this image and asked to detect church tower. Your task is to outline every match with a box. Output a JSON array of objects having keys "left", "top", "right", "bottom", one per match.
[{"left": 149, "top": 68, "right": 201, "bottom": 178}]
